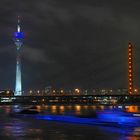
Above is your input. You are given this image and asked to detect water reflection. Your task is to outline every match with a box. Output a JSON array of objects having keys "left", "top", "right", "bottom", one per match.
[
  {"left": 36, "top": 105, "right": 41, "bottom": 111},
  {"left": 75, "top": 105, "right": 81, "bottom": 115},
  {"left": 3, "top": 121, "right": 27, "bottom": 137},
  {"left": 126, "top": 106, "right": 139, "bottom": 113},
  {"left": 75, "top": 105, "right": 81, "bottom": 111},
  {"left": 51, "top": 105, "right": 57, "bottom": 114},
  {"left": 83, "top": 105, "right": 88, "bottom": 109},
  {"left": 59, "top": 105, "right": 65, "bottom": 114},
  {"left": 91, "top": 106, "right": 96, "bottom": 110},
  {"left": 99, "top": 105, "right": 105, "bottom": 110},
  {"left": 5, "top": 106, "right": 11, "bottom": 114},
  {"left": 67, "top": 105, "right": 72, "bottom": 110},
  {"left": 59, "top": 105, "right": 64, "bottom": 110},
  {"left": 32, "top": 105, "right": 140, "bottom": 116},
  {"left": 1, "top": 105, "right": 140, "bottom": 139}
]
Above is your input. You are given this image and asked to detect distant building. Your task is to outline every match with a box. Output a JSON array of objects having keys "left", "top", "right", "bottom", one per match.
[{"left": 0, "top": 90, "right": 14, "bottom": 96}]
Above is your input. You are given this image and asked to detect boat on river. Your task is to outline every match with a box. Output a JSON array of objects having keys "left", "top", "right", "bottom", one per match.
[{"left": 10, "top": 109, "right": 140, "bottom": 127}]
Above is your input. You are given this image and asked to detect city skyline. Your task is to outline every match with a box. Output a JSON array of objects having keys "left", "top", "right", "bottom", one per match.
[
  {"left": 0, "top": 1, "right": 140, "bottom": 140},
  {"left": 0, "top": 0, "right": 140, "bottom": 90}
]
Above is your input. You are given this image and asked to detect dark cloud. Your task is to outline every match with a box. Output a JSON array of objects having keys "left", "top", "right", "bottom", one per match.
[
  {"left": 21, "top": 46, "right": 49, "bottom": 63},
  {"left": 0, "top": 0, "right": 140, "bottom": 90}
]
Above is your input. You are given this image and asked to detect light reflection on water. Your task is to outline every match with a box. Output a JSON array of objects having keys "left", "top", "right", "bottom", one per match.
[
  {"left": 126, "top": 106, "right": 139, "bottom": 113},
  {"left": 38, "top": 105, "right": 108, "bottom": 115},
  {"left": 0, "top": 105, "right": 140, "bottom": 140}
]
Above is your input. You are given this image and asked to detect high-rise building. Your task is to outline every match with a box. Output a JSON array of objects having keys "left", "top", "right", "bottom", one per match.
[{"left": 14, "top": 17, "right": 24, "bottom": 96}]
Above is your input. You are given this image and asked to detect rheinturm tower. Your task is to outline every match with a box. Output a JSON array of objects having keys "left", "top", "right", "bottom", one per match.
[{"left": 14, "top": 17, "right": 24, "bottom": 96}]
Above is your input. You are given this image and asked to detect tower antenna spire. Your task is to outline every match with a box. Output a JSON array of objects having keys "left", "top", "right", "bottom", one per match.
[{"left": 17, "top": 16, "right": 21, "bottom": 32}]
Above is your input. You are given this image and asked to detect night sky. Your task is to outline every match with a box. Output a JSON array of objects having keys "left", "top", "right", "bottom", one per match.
[{"left": 0, "top": 0, "right": 140, "bottom": 90}]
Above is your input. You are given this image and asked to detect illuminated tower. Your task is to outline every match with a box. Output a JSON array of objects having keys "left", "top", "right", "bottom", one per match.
[
  {"left": 14, "top": 17, "right": 24, "bottom": 96},
  {"left": 128, "top": 42, "right": 133, "bottom": 95}
]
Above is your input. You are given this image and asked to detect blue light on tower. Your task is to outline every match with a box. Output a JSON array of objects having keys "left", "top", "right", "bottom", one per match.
[{"left": 14, "top": 17, "right": 24, "bottom": 96}]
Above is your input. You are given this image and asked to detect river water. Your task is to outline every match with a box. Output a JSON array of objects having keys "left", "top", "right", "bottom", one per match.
[{"left": 0, "top": 105, "right": 140, "bottom": 140}]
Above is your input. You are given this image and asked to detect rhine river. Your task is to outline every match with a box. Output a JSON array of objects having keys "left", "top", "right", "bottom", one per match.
[{"left": 0, "top": 105, "right": 140, "bottom": 140}]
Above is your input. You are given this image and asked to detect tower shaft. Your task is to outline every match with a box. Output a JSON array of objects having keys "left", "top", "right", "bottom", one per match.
[{"left": 15, "top": 50, "right": 22, "bottom": 95}]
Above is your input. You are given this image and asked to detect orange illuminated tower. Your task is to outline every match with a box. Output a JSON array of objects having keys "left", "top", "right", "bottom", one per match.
[{"left": 128, "top": 42, "right": 133, "bottom": 94}]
